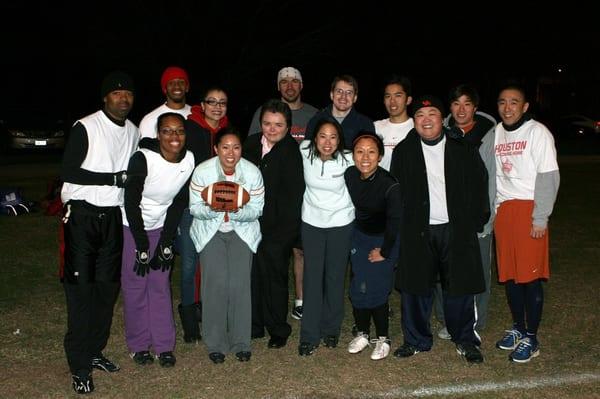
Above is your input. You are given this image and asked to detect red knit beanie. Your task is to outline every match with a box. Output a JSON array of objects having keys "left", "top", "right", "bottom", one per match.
[{"left": 160, "top": 66, "right": 189, "bottom": 94}]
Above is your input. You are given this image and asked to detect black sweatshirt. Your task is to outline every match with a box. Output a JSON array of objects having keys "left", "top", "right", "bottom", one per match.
[{"left": 344, "top": 166, "right": 401, "bottom": 258}]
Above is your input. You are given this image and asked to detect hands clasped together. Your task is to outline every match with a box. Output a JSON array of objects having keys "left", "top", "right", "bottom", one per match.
[{"left": 134, "top": 243, "right": 174, "bottom": 277}]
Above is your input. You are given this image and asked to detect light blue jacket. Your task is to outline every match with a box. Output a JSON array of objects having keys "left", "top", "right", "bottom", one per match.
[{"left": 189, "top": 156, "right": 264, "bottom": 253}]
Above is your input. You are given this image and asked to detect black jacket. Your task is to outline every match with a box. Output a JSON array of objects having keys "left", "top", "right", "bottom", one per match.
[
  {"left": 243, "top": 133, "right": 305, "bottom": 239},
  {"left": 304, "top": 105, "right": 375, "bottom": 150},
  {"left": 184, "top": 119, "right": 213, "bottom": 166},
  {"left": 389, "top": 130, "right": 489, "bottom": 296}
]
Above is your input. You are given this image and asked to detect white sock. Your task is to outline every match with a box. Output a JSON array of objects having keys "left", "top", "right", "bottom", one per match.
[{"left": 295, "top": 299, "right": 303, "bottom": 307}]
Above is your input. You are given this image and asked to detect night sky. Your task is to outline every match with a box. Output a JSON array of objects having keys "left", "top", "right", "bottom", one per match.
[{"left": 3, "top": 1, "right": 600, "bottom": 131}]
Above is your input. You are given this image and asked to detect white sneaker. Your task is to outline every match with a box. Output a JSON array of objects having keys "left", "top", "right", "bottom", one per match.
[
  {"left": 438, "top": 327, "right": 451, "bottom": 340},
  {"left": 348, "top": 333, "right": 370, "bottom": 354},
  {"left": 370, "top": 337, "right": 391, "bottom": 360}
]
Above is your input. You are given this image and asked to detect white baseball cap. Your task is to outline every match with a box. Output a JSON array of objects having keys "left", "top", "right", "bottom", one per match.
[{"left": 277, "top": 67, "right": 302, "bottom": 87}]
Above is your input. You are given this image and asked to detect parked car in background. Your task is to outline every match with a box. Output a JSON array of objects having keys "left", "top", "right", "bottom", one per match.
[
  {"left": 0, "top": 111, "right": 68, "bottom": 152},
  {"left": 557, "top": 114, "right": 600, "bottom": 137}
]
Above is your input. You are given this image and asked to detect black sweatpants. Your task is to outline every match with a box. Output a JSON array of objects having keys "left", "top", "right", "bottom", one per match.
[
  {"left": 251, "top": 233, "right": 295, "bottom": 339},
  {"left": 300, "top": 222, "right": 353, "bottom": 345},
  {"left": 401, "top": 223, "right": 479, "bottom": 350},
  {"left": 62, "top": 200, "right": 122, "bottom": 373}
]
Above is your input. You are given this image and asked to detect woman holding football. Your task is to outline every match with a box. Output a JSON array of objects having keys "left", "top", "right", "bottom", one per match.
[{"left": 188, "top": 126, "right": 265, "bottom": 363}]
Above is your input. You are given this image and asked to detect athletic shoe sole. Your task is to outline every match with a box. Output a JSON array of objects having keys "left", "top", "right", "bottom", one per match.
[
  {"left": 91, "top": 359, "right": 120, "bottom": 372},
  {"left": 510, "top": 349, "right": 540, "bottom": 363}
]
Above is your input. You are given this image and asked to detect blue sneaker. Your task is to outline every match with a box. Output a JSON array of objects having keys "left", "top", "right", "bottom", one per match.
[
  {"left": 509, "top": 337, "right": 540, "bottom": 363},
  {"left": 495, "top": 329, "right": 523, "bottom": 350}
]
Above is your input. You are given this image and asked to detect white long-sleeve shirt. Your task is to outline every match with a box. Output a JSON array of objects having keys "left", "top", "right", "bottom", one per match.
[{"left": 299, "top": 140, "right": 355, "bottom": 228}]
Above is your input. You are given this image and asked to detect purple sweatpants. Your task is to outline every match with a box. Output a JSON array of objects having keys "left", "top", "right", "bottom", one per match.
[{"left": 121, "top": 226, "right": 176, "bottom": 354}]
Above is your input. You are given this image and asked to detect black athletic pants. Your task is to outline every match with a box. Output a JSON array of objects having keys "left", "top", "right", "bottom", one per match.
[
  {"left": 63, "top": 200, "right": 122, "bottom": 373},
  {"left": 401, "top": 223, "right": 479, "bottom": 350},
  {"left": 251, "top": 233, "right": 295, "bottom": 339}
]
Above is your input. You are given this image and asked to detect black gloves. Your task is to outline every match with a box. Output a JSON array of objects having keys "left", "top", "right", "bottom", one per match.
[
  {"left": 134, "top": 243, "right": 174, "bottom": 276},
  {"left": 134, "top": 249, "right": 150, "bottom": 276},
  {"left": 113, "top": 171, "right": 128, "bottom": 187},
  {"left": 150, "top": 243, "right": 174, "bottom": 272}
]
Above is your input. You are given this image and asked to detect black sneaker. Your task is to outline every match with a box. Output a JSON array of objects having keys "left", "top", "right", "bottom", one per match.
[
  {"left": 130, "top": 351, "right": 154, "bottom": 365},
  {"left": 456, "top": 343, "right": 484, "bottom": 363},
  {"left": 235, "top": 351, "right": 252, "bottom": 362},
  {"left": 298, "top": 342, "right": 317, "bottom": 356},
  {"left": 209, "top": 352, "right": 225, "bottom": 364},
  {"left": 323, "top": 335, "right": 338, "bottom": 348},
  {"left": 91, "top": 353, "right": 120, "bottom": 372},
  {"left": 267, "top": 335, "right": 288, "bottom": 349},
  {"left": 393, "top": 343, "right": 420, "bottom": 358},
  {"left": 291, "top": 305, "right": 303, "bottom": 320},
  {"left": 157, "top": 351, "right": 176, "bottom": 368},
  {"left": 71, "top": 370, "right": 94, "bottom": 394}
]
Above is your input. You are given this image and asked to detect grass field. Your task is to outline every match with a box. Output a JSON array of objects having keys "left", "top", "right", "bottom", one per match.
[{"left": 0, "top": 157, "right": 599, "bottom": 398}]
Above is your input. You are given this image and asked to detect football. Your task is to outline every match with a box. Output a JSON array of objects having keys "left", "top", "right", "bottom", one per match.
[{"left": 201, "top": 181, "right": 250, "bottom": 212}]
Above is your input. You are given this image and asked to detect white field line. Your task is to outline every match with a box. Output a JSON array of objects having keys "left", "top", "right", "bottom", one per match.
[{"left": 376, "top": 372, "right": 600, "bottom": 398}]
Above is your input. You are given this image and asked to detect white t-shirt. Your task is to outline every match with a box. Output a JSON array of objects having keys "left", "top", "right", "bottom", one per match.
[
  {"left": 138, "top": 103, "right": 192, "bottom": 139},
  {"left": 374, "top": 118, "right": 414, "bottom": 171},
  {"left": 121, "top": 148, "right": 194, "bottom": 230},
  {"left": 494, "top": 119, "right": 559, "bottom": 203},
  {"left": 421, "top": 137, "right": 449, "bottom": 225}
]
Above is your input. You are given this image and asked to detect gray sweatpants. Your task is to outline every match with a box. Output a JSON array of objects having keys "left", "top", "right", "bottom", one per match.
[{"left": 199, "top": 231, "right": 253, "bottom": 354}]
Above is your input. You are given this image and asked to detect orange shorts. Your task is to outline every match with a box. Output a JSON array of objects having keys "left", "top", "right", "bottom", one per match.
[{"left": 494, "top": 199, "right": 550, "bottom": 283}]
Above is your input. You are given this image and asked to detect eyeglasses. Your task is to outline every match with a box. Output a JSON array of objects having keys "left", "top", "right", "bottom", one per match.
[
  {"left": 159, "top": 128, "right": 186, "bottom": 136},
  {"left": 333, "top": 88, "right": 355, "bottom": 97},
  {"left": 204, "top": 99, "right": 228, "bottom": 107}
]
